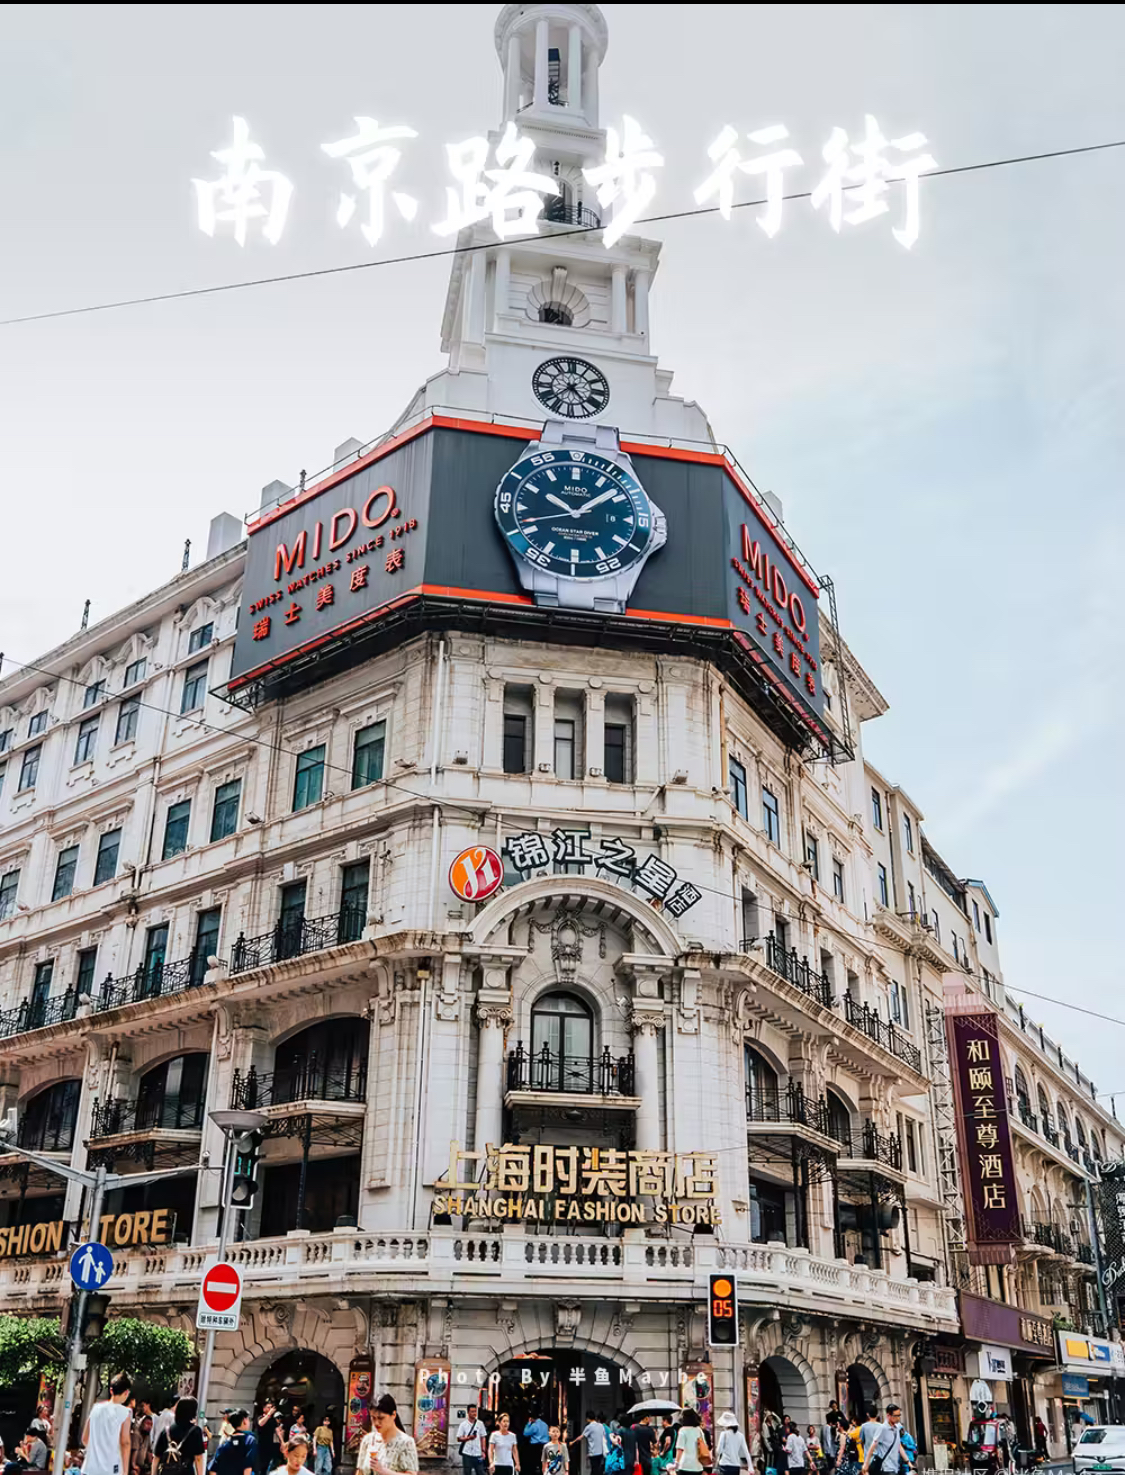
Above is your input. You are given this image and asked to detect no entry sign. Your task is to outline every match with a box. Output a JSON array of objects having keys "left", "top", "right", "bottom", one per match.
[{"left": 195, "top": 1258, "right": 243, "bottom": 1331}]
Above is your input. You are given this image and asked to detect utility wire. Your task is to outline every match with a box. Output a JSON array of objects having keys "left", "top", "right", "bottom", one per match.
[{"left": 2, "top": 138, "right": 1123, "bottom": 328}]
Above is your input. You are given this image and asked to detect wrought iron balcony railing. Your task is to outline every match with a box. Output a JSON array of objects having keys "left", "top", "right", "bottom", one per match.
[
  {"left": 97, "top": 950, "right": 212, "bottom": 1013},
  {"left": 229, "top": 905, "right": 366, "bottom": 975},
  {"left": 763, "top": 934, "right": 834, "bottom": 1009},
  {"left": 1042, "top": 1121, "right": 1060, "bottom": 1148},
  {"left": 1076, "top": 1242, "right": 1096, "bottom": 1265},
  {"left": 231, "top": 1055, "right": 368, "bottom": 1110},
  {"left": 842, "top": 1120, "right": 904, "bottom": 1170},
  {"left": 90, "top": 1094, "right": 206, "bottom": 1139},
  {"left": 506, "top": 1043, "right": 635, "bottom": 1097},
  {"left": 842, "top": 995, "right": 923, "bottom": 1073},
  {"left": 543, "top": 199, "right": 602, "bottom": 229},
  {"left": 745, "top": 1083, "right": 851, "bottom": 1147},
  {"left": 17, "top": 1113, "right": 76, "bottom": 1153},
  {"left": 0, "top": 990, "right": 81, "bottom": 1040},
  {"left": 1016, "top": 1099, "right": 1039, "bottom": 1132}
]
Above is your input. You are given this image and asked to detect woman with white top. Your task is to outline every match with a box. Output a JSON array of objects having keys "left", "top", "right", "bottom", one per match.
[
  {"left": 716, "top": 1415, "right": 751, "bottom": 1475},
  {"left": 673, "top": 1411, "right": 710, "bottom": 1475}
]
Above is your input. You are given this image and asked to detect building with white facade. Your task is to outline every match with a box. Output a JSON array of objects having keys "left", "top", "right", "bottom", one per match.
[{"left": 0, "top": 2, "right": 1119, "bottom": 1463}]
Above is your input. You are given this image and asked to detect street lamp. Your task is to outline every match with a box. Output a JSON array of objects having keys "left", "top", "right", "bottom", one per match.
[
  {"left": 0, "top": 1112, "right": 199, "bottom": 1475},
  {"left": 195, "top": 1107, "right": 269, "bottom": 1430}
]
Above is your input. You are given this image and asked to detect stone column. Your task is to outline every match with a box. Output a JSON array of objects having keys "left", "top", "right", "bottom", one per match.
[
  {"left": 533, "top": 676, "right": 554, "bottom": 773},
  {"left": 632, "top": 1020, "right": 662, "bottom": 1151},
  {"left": 506, "top": 32, "right": 521, "bottom": 117},
  {"left": 585, "top": 51, "right": 599, "bottom": 128},
  {"left": 473, "top": 957, "right": 514, "bottom": 1152},
  {"left": 567, "top": 25, "right": 582, "bottom": 113},
  {"left": 493, "top": 247, "right": 511, "bottom": 327},
  {"left": 466, "top": 252, "right": 487, "bottom": 345},
  {"left": 585, "top": 686, "right": 605, "bottom": 779},
  {"left": 533, "top": 18, "right": 550, "bottom": 110},
  {"left": 610, "top": 264, "right": 627, "bottom": 333},
  {"left": 633, "top": 269, "right": 651, "bottom": 337}
]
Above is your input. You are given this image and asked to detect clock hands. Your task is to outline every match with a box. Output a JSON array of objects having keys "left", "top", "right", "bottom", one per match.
[{"left": 542, "top": 488, "right": 619, "bottom": 520}]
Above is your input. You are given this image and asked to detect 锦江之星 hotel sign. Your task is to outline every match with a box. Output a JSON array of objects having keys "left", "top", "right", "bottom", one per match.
[{"left": 435, "top": 1143, "right": 721, "bottom": 1227}]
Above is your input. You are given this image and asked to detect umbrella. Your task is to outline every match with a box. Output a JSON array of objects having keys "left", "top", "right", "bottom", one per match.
[{"left": 627, "top": 1401, "right": 683, "bottom": 1416}]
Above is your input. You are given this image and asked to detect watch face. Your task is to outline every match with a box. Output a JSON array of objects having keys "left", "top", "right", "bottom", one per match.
[
  {"left": 495, "top": 447, "right": 656, "bottom": 580},
  {"left": 531, "top": 357, "right": 610, "bottom": 420}
]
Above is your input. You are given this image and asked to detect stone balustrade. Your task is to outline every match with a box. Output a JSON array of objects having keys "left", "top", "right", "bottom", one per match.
[{"left": 0, "top": 1231, "right": 957, "bottom": 1329}]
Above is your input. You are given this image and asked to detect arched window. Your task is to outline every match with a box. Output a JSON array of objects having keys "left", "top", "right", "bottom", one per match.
[
  {"left": 137, "top": 1053, "right": 209, "bottom": 1130},
  {"left": 530, "top": 991, "right": 594, "bottom": 1090},
  {"left": 744, "top": 1044, "right": 780, "bottom": 1121},
  {"left": 1037, "top": 1085, "right": 1052, "bottom": 1128},
  {"left": 1076, "top": 1117, "right": 1088, "bottom": 1148},
  {"left": 1057, "top": 1103, "right": 1071, "bottom": 1148},
  {"left": 1091, "top": 1130, "right": 1103, "bottom": 1162},
  {"left": 20, "top": 1080, "right": 81, "bottom": 1152},
  {"left": 274, "top": 1018, "right": 368, "bottom": 1105},
  {"left": 539, "top": 303, "right": 574, "bottom": 326},
  {"left": 826, "top": 1088, "right": 853, "bottom": 1150},
  {"left": 1014, "top": 1065, "right": 1031, "bottom": 1106}
]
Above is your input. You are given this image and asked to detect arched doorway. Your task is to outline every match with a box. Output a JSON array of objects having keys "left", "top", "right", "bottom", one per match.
[
  {"left": 846, "top": 1363, "right": 881, "bottom": 1420},
  {"left": 256, "top": 1349, "right": 344, "bottom": 1428},
  {"left": 760, "top": 1355, "right": 813, "bottom": 1428},
  {"left": 487, "top": 1350, "right": 636, "bottom": 1447}
]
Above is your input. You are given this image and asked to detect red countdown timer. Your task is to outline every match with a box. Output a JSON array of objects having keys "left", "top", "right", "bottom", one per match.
[
  {"left": 707, "top": 1273, "right": 738, "bottom": 1347},
  {"left": 449, "top": 846, "right": 504, "bottom": 903}
]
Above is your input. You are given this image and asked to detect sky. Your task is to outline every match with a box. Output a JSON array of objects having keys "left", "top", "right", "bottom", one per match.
[{"left": 1, "top": 4, "right": 1124, "bottom": 1093}]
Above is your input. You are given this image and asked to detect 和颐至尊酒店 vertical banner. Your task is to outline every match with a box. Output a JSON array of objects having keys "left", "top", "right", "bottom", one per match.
[{"left": 945, "top": 1006, "right": 1021, "bottom": 1264}]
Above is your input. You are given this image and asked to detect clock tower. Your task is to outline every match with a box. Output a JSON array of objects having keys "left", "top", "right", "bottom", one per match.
[{"left": 396, "top": 2, "right": 713, "bottom": 443}]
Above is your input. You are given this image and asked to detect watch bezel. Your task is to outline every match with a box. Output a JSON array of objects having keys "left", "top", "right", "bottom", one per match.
[{"left": 494, "top": 447, "right": 655, "bottom": 581}]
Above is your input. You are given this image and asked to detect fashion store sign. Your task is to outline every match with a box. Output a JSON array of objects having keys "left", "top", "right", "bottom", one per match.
[
  {"left": 0, "top": 1207, "right": 174, "bottom": 1261},
  {"left": 435, "top": 1142, "right": 721, "bottom": 1225}
]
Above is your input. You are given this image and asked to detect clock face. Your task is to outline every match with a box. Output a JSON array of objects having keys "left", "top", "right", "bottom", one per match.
[
  {"left": 531, "top": 357, "right": 610, "bottom": 420},
  {"left": 495, "top": 448, "right": 655, "bottom": 580}
]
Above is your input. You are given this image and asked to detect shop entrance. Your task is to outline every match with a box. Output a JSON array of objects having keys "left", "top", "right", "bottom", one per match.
[
  {"left": 846, "top": 1364, "right": 881, "bottom": 1420},
  {"left": 760, "top": 1356, "right": 813, "bottom": 1428},
  {"left": 256, "top": 1349, "right": 345, "bottom": 1430},
  {"left": 488, "top": 1351, "right": 637, "bottom": 1457}
]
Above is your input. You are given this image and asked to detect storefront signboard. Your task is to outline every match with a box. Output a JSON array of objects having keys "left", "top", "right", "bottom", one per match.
[
  {"left": 1097, "top": 1162, "right": 1125, "bottom": 1327},
  {"left": 0, "top": 1208, "right": 176, "bottom": 1261},
  {"left": 1057, "top": 1334, "right": 1125, "bottom": 1375},
  {"left": 501, "top": 829, "right": 701, "bottom": 916},
  {"left": 436, "top": 1142, "right": 721, "bottom": 1226},
  {"left": 945, "top": 1008, "right": 1021, "bottom": 1264},
  {"left": 959, "top": 1293, "right": 1054, "bottom": 1359},
  {"left": 413, "top": 1359, "right": 451, "bottom": 1459},
  {"left": 1061, "top": 1374, "right": 1090, "bottom": 1398}
]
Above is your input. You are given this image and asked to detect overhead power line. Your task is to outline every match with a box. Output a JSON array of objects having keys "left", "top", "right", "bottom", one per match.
[{"left": 1, "top": 137, "right": 1123, "bottom": 328}]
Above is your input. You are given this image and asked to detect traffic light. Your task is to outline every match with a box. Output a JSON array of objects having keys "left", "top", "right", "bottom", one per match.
[
  {"left": 707, "top": 1272, "right": 738, "bottom": 1347},
  {"left": 228, "top": 1130, "right": 263, "bottom": 1209},
  {"left": 80, "top": 1292, "right": 111, "bottom": 1348}
]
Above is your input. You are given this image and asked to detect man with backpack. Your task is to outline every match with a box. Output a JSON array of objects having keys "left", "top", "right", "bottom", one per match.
[
  {"left": 208, "top": 1413, "right": 257, "bottom": 1475},
  {"left": 83, "top": 1373, "right": 134, "bottom": 1475}
]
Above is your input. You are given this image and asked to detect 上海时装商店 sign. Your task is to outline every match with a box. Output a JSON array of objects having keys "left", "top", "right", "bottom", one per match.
[{"left": 434, "top": 1143, "right": 721, "bottom": 1226}]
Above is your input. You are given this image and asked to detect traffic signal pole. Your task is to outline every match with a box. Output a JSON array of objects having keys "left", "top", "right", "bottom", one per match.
[
  {"left": 194, "top": 1124, "right": 237, "bottom": 1432},
  {"left": 52, "top": 1162, "right": 107, "bottom": 1475}
]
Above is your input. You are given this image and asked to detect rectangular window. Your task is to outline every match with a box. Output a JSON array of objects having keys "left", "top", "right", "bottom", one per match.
[
  {"left": 729, "top": 757, "right": 748, "bottom": 819},
  {"left": 83, "top": 680, "right": 106, "bottom": 709},
  {"left": 28, "top": 712, "right": 47, "bottom": 738},
  {"left": 114, "top": 698, "right": 139, "bottom": 746},
  {"left": 871, "top": 787, "right": 883, "bottom": 830},
  {"left": 29, "top": 960, "right": 54, "bottom": 1025},
  {"left": 74, "top": 717, "right": 99, "bottom": 765},
  {"left": 740, "top": 889, "right": 760, "bottom": 946},
  {"left": 804, "top": 832, "right": 820, "bottom": 881},
  {"left": 931, "top": 910, "right": 941, "bottom": 942},
  {"left": 907, "top": 881, "right": 916, "bottom": 918},
  {"left": 762, "top": 786, "right": 780, "bottom": 845},
  {"left": 188, "top": 622, "right": 214, "bottom": 653},
  {"left": 877, "top": 863, "right": 889, "bottom": 908},
  {"left": 0, "top": 729, "right": 10, "bottom": 753},
  {"left": 162, "top": 800, "right": 192, "bottom": 860},
  {"left": 984, "top": 912, "right": 993, "bottom": 944},
  {"left": 952, "top": 933, "right": 960, "bottom": 963},
  {"left": 503, "top": 714, "right": 528, "bottom": 774},
  {"left": 277, "top": 879, "right": 307, "bottom": 959},
  {"left": 351, "top": 721, "right": 386, "bottom": 789},
  {"left": 293, "top": 745, "right": 326, "bottom": 810},
  {"left": 906, "top": 1118, "right": 919, "bottom": 1174},
  {"left": 972, "top": 899, "right": 981, "bottom": 930},
  {"left": 554, "top": 718, "right": 576, "bottom": 780},
  {"left": 0, "top": 870, "right": 19, "bottom": 921},
  {"left": 0, "top": 762, "right": 5, "bottom": 797},
  {"left": 900, "top": 979, "right": 910, "bottom": 1029},
  {"left": 141, "top": 923, "right": 169, "bottom": 993},
  {"left": 603, "top": 694, "right": 633, "bottom": 784},
  {"left": 75, "top": 947, "right": 98, "bottom": 996},
  {"left": 191, "top": 907, "right": 222, "bottom": 986},
  {"left": 18, "top": 745, "right": 40, "bottom": 791},
  {"left": 93, "top": 828, "right": 121, "bottom": 886},
  {"left": 210, "top": 779, "right": 241, "bottom": 842},
  {"left": 832, "top": 858, "right": 844, "bottom": 902},
  {"left": 180, "top": 660, "right": 209, "bottom": 714},
  {"left": 904, "top": 813, "right": 914, "bottom": 853},
  {"left": 124, "top": 658, "right": 147, "bottom": 687},
  {"left": 339, "top": 860, "right": 370, "bottom": 943},
  {"left": 52, "top": 845, "right": 79, "bottom": 902},
  {"left": 890, "top": 981, "right": 902, "bottom": 1023}
]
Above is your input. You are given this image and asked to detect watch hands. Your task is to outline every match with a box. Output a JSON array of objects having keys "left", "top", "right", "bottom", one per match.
[
  {"left": 574, "top": 488, "right": 619, "bottom": 516},
  {"left": 544, "top": 493, "right": 576, "bottom": 515}
]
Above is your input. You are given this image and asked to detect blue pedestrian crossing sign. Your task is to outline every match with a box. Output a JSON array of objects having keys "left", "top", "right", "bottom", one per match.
[{"left": 70, "top": 1241, "right": 113, "bottom": 1290}]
